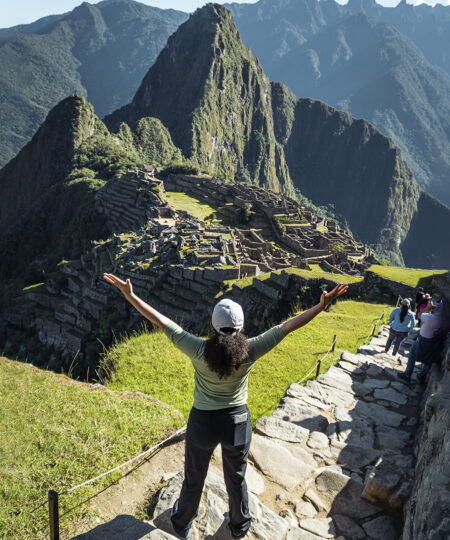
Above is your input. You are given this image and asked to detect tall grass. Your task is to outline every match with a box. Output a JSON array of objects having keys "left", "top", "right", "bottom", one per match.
[{"left": 0, "top": 358, "right": 182, "bottom": 539}]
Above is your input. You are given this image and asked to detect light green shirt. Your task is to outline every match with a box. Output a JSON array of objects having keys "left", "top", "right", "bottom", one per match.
[{"left": 164, "top": 321, "right": 285, "bottom": 410}]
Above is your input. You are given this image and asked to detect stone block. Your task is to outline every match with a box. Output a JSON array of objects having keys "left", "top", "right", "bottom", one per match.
[
  {"left": 152, "top": 471, "right": 288, "bottom": 539},
  {"left": 249, "top": 434, "right": 314, "bottom": 491},
  {"left": 294, "top": 500, "right": 317, "bottom": 518},
  {"left": 362, "top": 515, "right": 399, "bottom": 540},
  {"left": 299, "top": 518, "right": 335, "bottom": 538},
  {"left": 333, "top": 514, "right": 365, "bottom": 539},
  {"left": 373, "top": 387, "right": 408, "bottom": 405},
  {"left": 315, "top": 469, "right": 380, "bottom": 519},
  {"left": 329, "top": 440, "right": 380, "bottom": 469},
  {"left": 255, "top": 415, "right": 309, "bottom": 443},
  {"left": 285, "top": 526, "right": 324, "bottom": 540},
  {"left": 350, "top": 400, "right": 406, "bottom": 428},
  {"left": 362, "top": 454, "right": 413, "bottom": 508},
  {"left": 306, "top": 431, "right": 329, "bottom": 450},
  {"left": 273, "top": 398, "right": 329, "bottom": 431}
]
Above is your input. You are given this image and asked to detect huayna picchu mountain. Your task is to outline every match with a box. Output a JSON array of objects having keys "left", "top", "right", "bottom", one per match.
[
  {"left": 105, "top": 4, "right": 292, "bottom": 193},
  {"left": 105, "top": 3, "right": 430, "bottom": 265}
]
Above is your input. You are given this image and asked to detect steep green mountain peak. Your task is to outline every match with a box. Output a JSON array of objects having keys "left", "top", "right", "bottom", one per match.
[
  {"left": 0, "top": 94, "right": 144, "bottom": 281},
  {"left": 0, "top": 95, "right": 98, "bottom": 231},
  {"left": 105, "top": 3, "right": 292, "bottom": 192}
]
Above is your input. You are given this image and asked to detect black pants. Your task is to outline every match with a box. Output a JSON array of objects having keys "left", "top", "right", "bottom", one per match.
[{"left": 171, "top": 404, "right": 252, "bottom": 538}]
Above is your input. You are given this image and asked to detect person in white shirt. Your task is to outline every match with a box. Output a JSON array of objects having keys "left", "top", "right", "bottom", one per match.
[{"left": 398, "top": 300, "right": 442, "bottom": 383}]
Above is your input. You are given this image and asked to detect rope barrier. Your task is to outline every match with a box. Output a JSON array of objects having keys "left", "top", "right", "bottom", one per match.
[
  {"left": 362, "top": 310, "right": 386, "bottom": 345},
  {"left": 30, "top": 497, "right": 50, "bottom": 515},
  {"left": 297, "top": 359, "right": 322, "bottom": 385},
  {"left": 298, "top": 306, "right": 387, "bottom": 384},
  {"left": 296, "top": 334, "right": 337, "bottom": 384},
  {"left": 29, "top": 424, "right": 186, "bottom": 514}
]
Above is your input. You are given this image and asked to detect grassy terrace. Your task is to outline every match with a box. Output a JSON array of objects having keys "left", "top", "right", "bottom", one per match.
[
  {"left": 0, "top": 358, "right": 182, "bottom": 539},
  {"left": 369, "top": 265, "right": 447, "bottom": 288},
  {"left": 164, "top": 191, "right": 218, "bottom": 221},
  {"left": 103, "top": 299, "right": 389, "bottom": 427},
  {"left": 227, "top": 267, "right": 364, "bottom": 289}
]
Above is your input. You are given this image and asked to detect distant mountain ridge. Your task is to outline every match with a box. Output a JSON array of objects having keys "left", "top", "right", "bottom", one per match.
[
  {"left": 0, "top": 0, "right": 187, "bottom": 167},
  {"left": 227, "top": 0, "right": 450, "bottom": 206},
  {"left": 1, "top": 0, "right": 449, "bottom": 209}
]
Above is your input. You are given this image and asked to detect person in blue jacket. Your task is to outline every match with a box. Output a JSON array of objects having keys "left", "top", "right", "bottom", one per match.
[{"left": 385, "top": 299, "right": 415, "bottom": 356}]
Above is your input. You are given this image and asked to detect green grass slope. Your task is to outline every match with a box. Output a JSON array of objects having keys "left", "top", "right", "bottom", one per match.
[
  {"left": 102, "top": 299, "right": 390, "bottom": 425},
  {"left": 0, "top": 357, "right": 182, "bottom": 539},
  {"left": 370, "top": 264, "right": 447, "bottom": 288}
]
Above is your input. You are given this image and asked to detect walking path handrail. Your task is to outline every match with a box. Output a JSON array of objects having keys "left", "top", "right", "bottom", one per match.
[
  {"left": 29, "top": 424, "right": 186, "bottom": 514},
  {"left": 297, "top": 333, "right": 337, "bottom": 384}
]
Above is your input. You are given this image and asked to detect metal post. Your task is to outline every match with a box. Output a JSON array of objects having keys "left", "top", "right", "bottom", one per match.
[
  {"left": 48, "top": 490, "right": 59, "bottom": 540},
  {"left": 316, "top": 359, "right": 322, "bottom": 379},
  {"left": 331, "top": 334, "right": 337, "bottom": 352}
]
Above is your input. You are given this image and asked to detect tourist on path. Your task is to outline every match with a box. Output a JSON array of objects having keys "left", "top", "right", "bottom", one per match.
[
  {"left": 398, "top": 299, "right": 442, "bottom": 384},
  {"left": 385, "top": 299, "right": 415, "bottom": 356},
  {"left": 416, "top": 293, "right": 431, "bottom": 327},
  {"left": 103, "top": 272, "right": 347, "bottom": 539}
]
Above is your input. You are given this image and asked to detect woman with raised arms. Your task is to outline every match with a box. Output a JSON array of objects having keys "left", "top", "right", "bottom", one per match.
[{"left": 104, "top": 272, "right": 347, "bottom": 539}]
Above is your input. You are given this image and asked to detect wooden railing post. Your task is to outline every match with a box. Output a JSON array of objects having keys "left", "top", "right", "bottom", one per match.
[
  {"left": 48, "top": 490, "right": 59, "bottom": 540},
  {"left": 316, "top": 359, "right": 322, "bottom": 379},
  {"left": 331, "top": 334, "right": 337, "bottom": 351}
]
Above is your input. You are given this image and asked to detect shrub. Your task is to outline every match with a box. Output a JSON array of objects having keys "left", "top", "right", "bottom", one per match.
[
  {"left": 273, "top": 216, "right": 286, "bottom": 236},
  {"left": 159, "top": 162, "right": 200, "bottom": 177}
]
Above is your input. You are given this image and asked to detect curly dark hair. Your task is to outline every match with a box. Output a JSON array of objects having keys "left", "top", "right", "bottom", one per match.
[{"left": 204, "top": 330, "right": 249, "bottom": 379}]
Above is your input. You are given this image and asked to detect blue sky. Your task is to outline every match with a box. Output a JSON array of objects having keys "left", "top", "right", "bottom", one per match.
[{"left": 1, "top": 0, "right": 448, "bottom": 28}]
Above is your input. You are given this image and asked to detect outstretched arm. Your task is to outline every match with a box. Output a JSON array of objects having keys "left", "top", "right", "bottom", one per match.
[
  {"left": 280, "top": 283, "right": 348, "bottom": 336},
  {"left": 103, "top": 273, "right": 171, "bottom": 330}
]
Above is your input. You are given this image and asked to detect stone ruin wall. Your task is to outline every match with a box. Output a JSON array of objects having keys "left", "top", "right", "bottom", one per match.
[
  {"left": 163, "top": 173, "right": 369, "bottom": 274},
  {"left": 401, "top": 339, "right": 450, "bottom": 539}
]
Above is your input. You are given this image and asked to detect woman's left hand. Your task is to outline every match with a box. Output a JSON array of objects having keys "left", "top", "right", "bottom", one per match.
[{"left": 319, "top": 283, "right": 348, "bottom": 309}]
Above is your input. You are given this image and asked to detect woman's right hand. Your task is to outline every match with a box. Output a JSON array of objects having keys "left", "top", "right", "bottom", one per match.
[{"left": 103, "top": 273, "right": 133, "bottom": 297}]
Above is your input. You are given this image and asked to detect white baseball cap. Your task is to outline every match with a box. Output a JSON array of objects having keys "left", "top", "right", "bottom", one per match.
[{"left": 212, "top": 299, "right": 244, "bottom": 335}]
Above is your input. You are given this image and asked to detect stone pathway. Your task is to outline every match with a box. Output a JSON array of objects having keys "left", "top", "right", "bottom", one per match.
[{"left": 74, "top": 326, "right": 421, "bottom": 539}]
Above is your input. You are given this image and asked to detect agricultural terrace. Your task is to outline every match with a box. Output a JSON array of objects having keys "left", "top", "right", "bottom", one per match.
[
  {"left": 164, "top": 191, "right": 218, "bottom": 221},
  {"left": 227, "top": 267, "right": 364, "bottom": 290},
  {"left": 369, "top": 265, "right": 447, "bottom": 288}
]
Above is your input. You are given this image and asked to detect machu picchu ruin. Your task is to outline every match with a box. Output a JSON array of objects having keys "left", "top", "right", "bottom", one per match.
[{"left": 2, "top": 166, "right": 381, "bottom": 376}]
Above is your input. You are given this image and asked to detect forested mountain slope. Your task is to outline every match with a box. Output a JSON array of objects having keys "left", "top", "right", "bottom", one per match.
[
  {"left": 227, "top": 0, "right": 450, "bottom": 206},
  {"left": 0, "top": 0, "right": 187, "bottom": 167}
]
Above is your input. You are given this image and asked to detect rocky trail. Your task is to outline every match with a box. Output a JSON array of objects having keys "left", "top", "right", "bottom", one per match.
[{"left": 72, "top": 325, "right": 421, "bottom": 540}]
